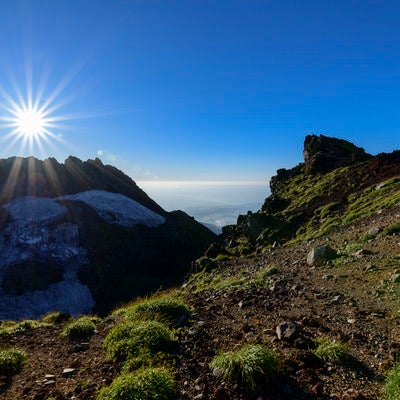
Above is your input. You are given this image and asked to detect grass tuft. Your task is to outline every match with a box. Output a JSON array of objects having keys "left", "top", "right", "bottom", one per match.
[
  {"left": 382, "top": 364, "right": 400, "bottom": 400},
  {"left": 0, "top": 348, "right": 28, "bottom": 376},
  {"left": 61, "top": 316, "right": 97, "bottom": 342},
  {"left": 313, "top": 337, "right": 350, "bottom": 364},
  {"left": 0, "top": 319, "right": 50, "bottom": 336},
  {"left": 103, "top": 320, "right": 173, "bottom": 366},
  {"left": 125, "top": 295, "right": 190, "bottom": 325},
  {"left": 210, "top": 344, "right": 279, "bottom": 390},
  {"left": 97, "top": 367, "right": 175, "bottom": 400},
  {"left": 41, "top": 311, "right": 70, "bottom": 324},
  {"left": 383, "top": 222, "right": 400, "bottom": 236}
]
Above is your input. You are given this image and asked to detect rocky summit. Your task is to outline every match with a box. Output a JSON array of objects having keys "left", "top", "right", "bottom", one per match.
[
  {"left": 221, "top": 134, "right": 400, "bottom": 255},
  {"left": 0, "top": 157, "right": 215, "bottom": 319},
  {"left": 1, "top": 135, "right": 400, "bottom": 400}
]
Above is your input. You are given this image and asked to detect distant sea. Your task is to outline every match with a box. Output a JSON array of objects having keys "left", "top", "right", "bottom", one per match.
[
  {"left": 182, "top": 203, "right": 261, "bottom": 234},
  {"left": 137, "top": 181, "right": 268, "bottom": 234}
]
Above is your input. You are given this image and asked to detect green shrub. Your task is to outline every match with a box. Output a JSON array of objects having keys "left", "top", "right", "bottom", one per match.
[
  {"left": 41, "top": 311, "right": 70, "bottom": 324},
  {"left": 0, "top": 319, "right": 49, "bottom": 336},
  {"left": 104, "top": 320, "right": 173, "bottom": 365},
  {"left": 383, "top": 222, "right": 400, "bottom": 236},
  {"left": 97, "top": 367, "right": 175, "bottom": 400},
  {"left": 382, "top": 364, "right": 400, "bottom": 400},
  {"left": 314, "top": 337, "right": 350, "bottom": 364},
  {"left": 0, "top": 348, "right": 28, "bottom": 376},
  {"left": 62, "top": 316, "right": 96, "bottom": 341},
  {"left": 210, "top": 344, "right": 279, "bottom": 390},
  {"left": 126, "top": 296, "right": 190, "bottom": 324}
]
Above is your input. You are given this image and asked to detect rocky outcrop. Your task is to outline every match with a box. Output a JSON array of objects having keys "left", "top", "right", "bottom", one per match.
[
  {"left": 220, "top": 135, "right": 400, "bottom": 253},
  {"left": 303, "top": 134, "right": 372, "bottom": 174}
]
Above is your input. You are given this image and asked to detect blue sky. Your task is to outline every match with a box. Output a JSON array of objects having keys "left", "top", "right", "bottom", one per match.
[{"left": 0, "top": 1, "right": 399, "bottom": 207}]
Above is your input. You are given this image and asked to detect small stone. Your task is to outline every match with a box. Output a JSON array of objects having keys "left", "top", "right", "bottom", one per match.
[
  {"left": 212, "top": 367, "right": 224, "bottom": 377},
  {"left": 311, "top": 383, "right": 322, "bottom": 395},
  {"left": 392, "top": 274, "right": 400, "bottom": 283},
  {"left": 368, "top": 227, "right": 382, "bottom": 236},
  {"left": 341, "top": 388, "right": 365, "bottom": 400},
  {"left": 276, "top": 321, "right": 297, "bottom": 341},
  {"left": 353, "top": 249, "right": 372, "bottom": 257},
  {"left": 213, "top": 387, "right": 229, "bottom": 400},
  {"left": 62, "top": 368, "right": 76, "bottom": 377}
]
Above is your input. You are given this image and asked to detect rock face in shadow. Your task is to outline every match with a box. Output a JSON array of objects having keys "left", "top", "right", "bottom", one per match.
[
  {"left": 303, "top": 134, "right": 372, "bottom": 174},
  {"left": 0, "top": 157, "right": 216, "bottom": 319},
  {"left": 0, "top": 156, "right": 164, "bottom": 215}
]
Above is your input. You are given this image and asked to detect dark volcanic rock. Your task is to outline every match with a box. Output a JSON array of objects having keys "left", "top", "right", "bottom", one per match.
[
  {"left": 303, "top": 134, "right": 372, "bottom": 174},
  {"left": 2, "top": 261, "right": 64, "bottom": 295}
]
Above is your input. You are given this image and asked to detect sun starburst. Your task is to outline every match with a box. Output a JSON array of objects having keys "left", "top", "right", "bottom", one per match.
[{"left": 13, "top": 106, "right": 49, "bottom": 138}]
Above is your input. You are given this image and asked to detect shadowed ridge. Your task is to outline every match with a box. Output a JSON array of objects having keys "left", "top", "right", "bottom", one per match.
[{"left": 0, "top": 156, "right": 165, "bottom": 215}]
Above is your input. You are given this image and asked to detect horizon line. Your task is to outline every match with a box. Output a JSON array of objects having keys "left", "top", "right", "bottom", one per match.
[{"left": 136, "top": 180, "right": 267, "bottom": 186}]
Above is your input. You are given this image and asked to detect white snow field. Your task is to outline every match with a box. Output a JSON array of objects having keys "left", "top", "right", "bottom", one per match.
[{"left": 60, "top": 190, "right": 165, "bottom": 227}]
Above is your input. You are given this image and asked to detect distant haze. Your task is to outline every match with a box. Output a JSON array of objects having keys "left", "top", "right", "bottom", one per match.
[{"left": 138, "top": 180, "right": 269, "bottom": 231}]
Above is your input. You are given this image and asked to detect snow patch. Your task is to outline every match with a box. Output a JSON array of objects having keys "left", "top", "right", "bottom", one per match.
[
  {"left": 0, "top": 190, "right": 165, "bottom": 319},
  {"left": 4, "top": 196, "right": 67, "bottom": 228},
  {"left": 0, "top": 281, "right": 95, "bottom": 320},
  {"left": 60, "top": 190, "right": 165, "bottom": 227}
]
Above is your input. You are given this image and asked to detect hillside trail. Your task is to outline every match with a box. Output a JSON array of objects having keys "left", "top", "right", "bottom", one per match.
[{"left": 1, "top": 204, "right": 400, "bottom": 400}]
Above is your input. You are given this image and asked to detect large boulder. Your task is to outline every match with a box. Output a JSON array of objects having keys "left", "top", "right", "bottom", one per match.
[{"left": 307, "top": 245, "right": 337, "bottom": 267}]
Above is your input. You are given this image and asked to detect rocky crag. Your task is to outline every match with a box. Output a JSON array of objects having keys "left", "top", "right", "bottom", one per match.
[{"left": 220, "top": 134, "right": 400, "bottom": 257}]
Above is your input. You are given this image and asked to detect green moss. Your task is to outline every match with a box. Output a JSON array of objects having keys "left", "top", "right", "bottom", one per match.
[{"left": 382, "top": 364, "right": 400, "bottom": 400}]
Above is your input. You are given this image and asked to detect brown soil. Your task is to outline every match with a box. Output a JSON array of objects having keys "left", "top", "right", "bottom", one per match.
[{"left": 1, "top": 205, "right": 400, "bottom": 400}]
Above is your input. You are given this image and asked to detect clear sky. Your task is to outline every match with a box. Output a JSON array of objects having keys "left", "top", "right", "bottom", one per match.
[{"left": 0, "top": 1, "right": 399, "bottom": 207}]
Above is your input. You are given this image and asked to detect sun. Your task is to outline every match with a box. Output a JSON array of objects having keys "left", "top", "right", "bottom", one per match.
[
  {"left": 0, "top": 79, "right": 65, "bottom": 155},
  {"left": 14, "top": 107, "right": 49, "bottom": 139}
]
